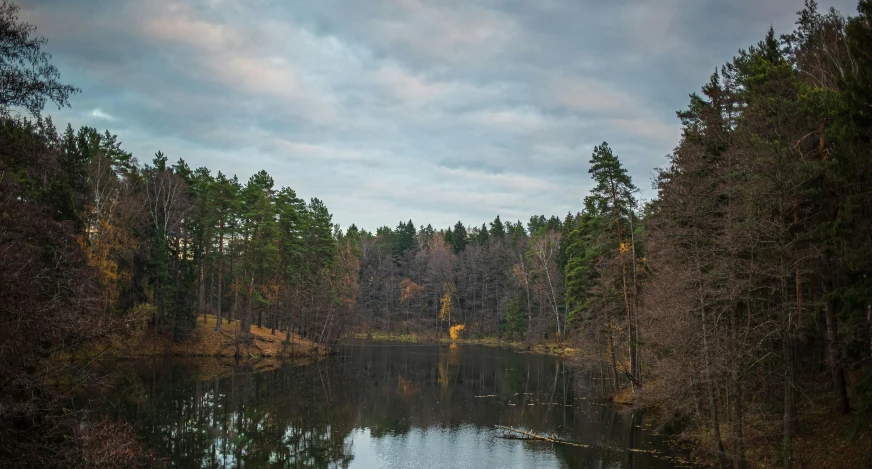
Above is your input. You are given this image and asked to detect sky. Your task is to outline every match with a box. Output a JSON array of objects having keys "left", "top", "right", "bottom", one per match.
[{"left": 18, "top": 0, "right": 858, "bottom": 232}]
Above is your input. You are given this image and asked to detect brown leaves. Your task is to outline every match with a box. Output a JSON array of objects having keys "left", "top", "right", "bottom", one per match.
[{"left": 399, "top": 278, "right": 425, "bottom": 304}]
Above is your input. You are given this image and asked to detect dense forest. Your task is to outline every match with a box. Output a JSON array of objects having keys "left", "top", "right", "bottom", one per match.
[{"left": 2, "top": 0, "right": 872, "bottom": 466}]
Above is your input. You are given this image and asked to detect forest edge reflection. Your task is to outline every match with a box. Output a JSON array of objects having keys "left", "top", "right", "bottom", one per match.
[{"left": 89, "top": 345, "right": 696, "bottom": 468}]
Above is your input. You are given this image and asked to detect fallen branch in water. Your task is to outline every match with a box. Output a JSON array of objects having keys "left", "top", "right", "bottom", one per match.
[
  {"left": 495, "top": 425, "right": 592, "bottom": 448},
  {"left": 496, "top": 426, "right": 668, "bottom": 458},
  {"left": 496, "top": 435, "right": 540, "bottom": 441}
]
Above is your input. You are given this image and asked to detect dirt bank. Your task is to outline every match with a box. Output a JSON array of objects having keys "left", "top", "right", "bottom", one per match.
[{"left": 128, "top": 315, "right": 329, "bottom": 359}]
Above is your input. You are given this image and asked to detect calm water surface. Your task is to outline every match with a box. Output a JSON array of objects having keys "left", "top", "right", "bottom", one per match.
[{"left": 101, "top": 344, "right": 691, "bottom": 468}]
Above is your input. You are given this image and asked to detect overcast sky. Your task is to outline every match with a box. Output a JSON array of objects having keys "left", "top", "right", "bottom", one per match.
[{"left": 19, "top": 0, "right": 858, "bottom": 232}]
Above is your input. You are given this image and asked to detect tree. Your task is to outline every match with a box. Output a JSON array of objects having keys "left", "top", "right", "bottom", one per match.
[
  {"left": 209, "top": 171, "right": 238, "bottom": 330},
  {"left": 490, "top": 215, "right": 506, "bottom": 239},
  {"left": 587, "top": 142, "right": 641, "bottom": 390},
  {"left": 528, "top": 230, "right": 564, "bottom": 339},
  {"left": 275, "top": 186, "right": 307, "bottom": 338},
  {"left": 238, "top": 171, "right": 279, "bottom": 338},
  {"left": 439, "top": 282, "right": 457, "bottom": 334},
  {"left": 451, "top": 221, "right": 468, "bottom": 253},
  {"left": 0, "top": 0, "right": 78, "bottom": 117},
  {"left": 144, "top": 153, "right": 192, "bottom": 339},
  {"left": 0, "top": 11, "right": 140, "bottom": 460}
]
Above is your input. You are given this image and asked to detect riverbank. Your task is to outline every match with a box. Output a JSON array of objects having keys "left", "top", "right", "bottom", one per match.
[
  {"left": 349, "top": 331, "right": 576, "bottom": 357},
  {"left": 126, "top": 315, "right": 328, "bottom": 359}
]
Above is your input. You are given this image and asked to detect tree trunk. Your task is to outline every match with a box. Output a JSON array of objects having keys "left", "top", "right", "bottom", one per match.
[
  {"left": 201, "top": 263, "right": 207, "bottom": 323},
  {"left": 240, "top": 274, "right": 254, "bottom": 340},
  {"left": 229, "top": 232, "right": 236, "bottom": 323},
  {"left": 783, "top": 268, "right": 797, "bottom": 469},
  {"left": 703, "top": 310, "right": 728, "bottom": 469},
  {"left": 819, "top": 128, "right": 850, "bottom": 414},
  {"left": 629, "top": 210, "right": 642, "bottom": 387},
  {"left": 730, "top": 308, "right": 747, "bottom": 469},
  {"left": 868, "top": 302, "right": 872, "bottom": 359},
  {"left": 783, "top": 324, "right": 796, "bottom": 469},
  {"left": 697, "top": 261, "right": 727, "bottom": 468},
  {"left": 610, "top": 175, "right": 638, "bottom": 392},
  {"left": 823, "top": 279, "right": 850, "bottom": 414},
  {"left": 216, "top": 219, "right": 224, "bottom": 331},
  {"left": 794, "top": 207, "right": 803, "bottom": 328},
  {"left": 608, "top": 325, "right": 619, "bottom": 394},
  {"left": 319, "top": 304, "right": 334, "bottom": 344}
]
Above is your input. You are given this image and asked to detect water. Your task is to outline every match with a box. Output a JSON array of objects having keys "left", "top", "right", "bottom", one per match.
[{"left": 98, "top": 344, "right": 691, "bottom": 468}]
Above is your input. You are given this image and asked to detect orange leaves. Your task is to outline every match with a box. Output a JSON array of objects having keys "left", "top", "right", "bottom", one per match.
[
  {"left": 449, "top": 324, "right": 465, "bottom": 340},
  {"left": 399, "top": 278, "right": 425, "bottom": 304},
  {"left": 259, "top": 280, "right": 280, "bottom": 304},
  {"left": 79, "top": 216, "right": 133, "bottom": 311}
]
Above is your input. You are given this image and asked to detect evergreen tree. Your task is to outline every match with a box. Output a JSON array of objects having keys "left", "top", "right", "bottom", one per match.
[
  {"left": 477, "top": 223, "right": 489, "bottom": 244},
  {"left": 489, "top": 215, "right": 506, "bottom": 239},
  {"left": 451, "top": 221, "right": 468, "bottom": 253},
  {"left": 587, "top": 141, "right": 641, "bottom": 389}
]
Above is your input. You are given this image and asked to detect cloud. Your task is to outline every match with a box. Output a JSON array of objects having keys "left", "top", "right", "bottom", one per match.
[
  {"left": 17, "top": 0, "right": 858, "bottom": 231},
  {"left": 547, "top": 74, "right": 679, "bottom": 144},
  {"left": 265, "top": 139, "right": 382, "bottom": 165},
  {"left": 368, "top": 0, "right": 520, "bottom": 66},
  {"left": 90, "top": 108, "right": 114, "bottom": 121},
  {"left": 376, "top": 65, "right": 456, "bottom": 104},
  {"left": 622, "top": 0, "right": 686, "bottom": 57},
  {"left": 144, "top": 15, "right": 242, "bottom": 53},
  {"left": 548, "top": 75, "right": 638, "bottom": 116},
  {"left": 140, "top": 10, "right": 340, "bottom": 124},
  {"left": 437, "top": 166, "right": 556, "bottom": 192}
]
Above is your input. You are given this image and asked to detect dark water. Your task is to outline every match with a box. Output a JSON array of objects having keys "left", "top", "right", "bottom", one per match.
[{"left": 100, "top": 345, "right": 691, "bottom": 468}]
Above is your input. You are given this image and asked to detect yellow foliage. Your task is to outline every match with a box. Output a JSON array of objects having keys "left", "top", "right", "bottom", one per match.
[
  {"left": 437, "top": 360, "right": 449, "bottom": 389},
  {"left": 619, "top": 242, "right": 631, "bottom": 254},
  {"left": 448, "top": 343, "right": 461, "bottom": 365},
  {"left": 439, "top": 282, "right": 456, "bottom": 323},
  {"left": 449, "top": 324, "right": 465, "bottom": 340}
]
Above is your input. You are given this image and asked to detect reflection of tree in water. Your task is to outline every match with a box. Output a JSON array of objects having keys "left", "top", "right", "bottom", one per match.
[
  {"left": 334, "top": 345, "right": 677, "bottom": 468},
  {"left": 100, "top": 347, "right": 683, "bottom": 468},
  {"left": 108, "top": 360, "right": 357, "bottom": 468}
]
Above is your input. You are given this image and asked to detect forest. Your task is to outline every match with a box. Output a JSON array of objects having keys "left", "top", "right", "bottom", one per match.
[{"left": 1, "top": 0, "right": 872, "bottom": 467}]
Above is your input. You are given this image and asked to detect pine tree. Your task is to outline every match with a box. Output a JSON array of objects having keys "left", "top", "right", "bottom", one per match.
[
  {"left": 451, "top": 221, "right": 467, "bottom": 253},
  {"left": 587, "top": 142, "right": 641, "bottom": 390}
]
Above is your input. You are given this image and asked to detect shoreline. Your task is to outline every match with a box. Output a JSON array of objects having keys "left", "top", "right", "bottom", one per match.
[
  {"left": 123, "top": 314, "right": 329, "bottom": 360},
  {"left": 346, "top": 332, "right": 576, "bottom": 357}
]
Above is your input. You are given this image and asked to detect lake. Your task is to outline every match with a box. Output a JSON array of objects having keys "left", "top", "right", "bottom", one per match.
[{"left": 97, "top": 344, "right": 692, "bottom": 468}]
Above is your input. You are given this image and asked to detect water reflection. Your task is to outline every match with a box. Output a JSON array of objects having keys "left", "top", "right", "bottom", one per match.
[{"left": 101, "top": 345, "right": 686, "bottom": 468}]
